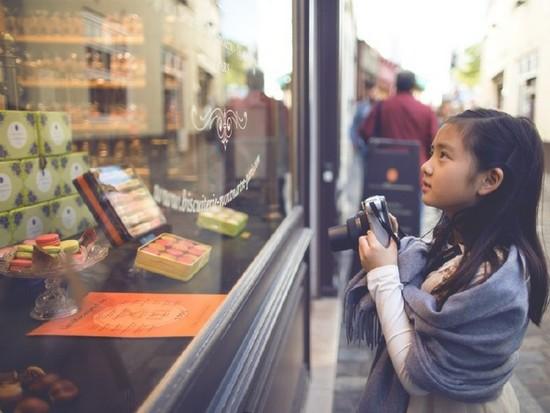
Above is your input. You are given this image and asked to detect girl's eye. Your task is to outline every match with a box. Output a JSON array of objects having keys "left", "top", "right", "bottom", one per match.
[
  {"left": 429, "top": 147, "right": 434, "bottom": 156},
  {"left": 439, "top": 151, "right": 449, "bottom": 159}
]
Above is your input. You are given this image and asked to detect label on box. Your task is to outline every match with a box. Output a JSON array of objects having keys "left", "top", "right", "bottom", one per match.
[
  {"left": 7, "top": 122, "right": 28, "bottom": 149},
  {"left": 36, "top": 169, "right": 53, "bottom": 193},
  {"left": 50, "top": 121, "right": 65, "bottom": 145},
  {"left": 61, "top": 205, "right": 77, "bottom": 229},
  {"left": 70, "top": 161, "right": 85, "bottom": 181},
  {"left": 0, "top": 174, "right": 12, "bottom": 201},
  {"left": 26, "top": 215, "right": 44, "bottom": 238}
]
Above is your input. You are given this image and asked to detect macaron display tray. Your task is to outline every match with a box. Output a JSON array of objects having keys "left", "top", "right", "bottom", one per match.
[{"left": 134, "top": 233, "right": 211, "bottom": 282}]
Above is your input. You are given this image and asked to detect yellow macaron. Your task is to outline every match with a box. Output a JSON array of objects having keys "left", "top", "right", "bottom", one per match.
[{"left": 60, "top": 240, "right": 80, "bottom": 255}]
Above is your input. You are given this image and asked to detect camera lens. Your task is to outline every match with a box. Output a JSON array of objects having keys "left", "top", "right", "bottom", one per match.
[{"left": 328, "top": 211, "right": 369, "bottom": 251}]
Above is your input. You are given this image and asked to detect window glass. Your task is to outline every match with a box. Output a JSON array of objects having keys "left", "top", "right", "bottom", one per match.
[{"left": 0, "top": 0, "right": 294, "bottom": 410}]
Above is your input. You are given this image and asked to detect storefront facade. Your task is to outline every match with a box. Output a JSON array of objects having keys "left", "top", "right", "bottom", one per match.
[{"left": 0, "top": 0, "right": 317, "bottom": 411}]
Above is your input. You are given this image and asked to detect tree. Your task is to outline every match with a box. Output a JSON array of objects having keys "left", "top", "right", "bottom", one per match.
[{"left": 454, "top": 43, "right": 481, "bottom": 87}]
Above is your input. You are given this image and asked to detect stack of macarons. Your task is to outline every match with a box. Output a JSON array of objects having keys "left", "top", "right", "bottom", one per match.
[{"left": 8, "top": 233, "right": 83, "bottom": 272}]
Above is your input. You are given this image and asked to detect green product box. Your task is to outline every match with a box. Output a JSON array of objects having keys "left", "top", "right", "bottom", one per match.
[
  {"left": 197, "top": 206, "right": 248, "bottom": 237},
  {"left": 22, "top": 157, "right": 62, "bottom": 204},
  {"left": 0, "top": 212, "right": 11, "bottom": 248},
  {"left": 0, "top": 110, "right": 39, "bottom": 161},
  {"left": 60, "top": 152, "right": 90, "bottom": 195},
  {"left": 0, "top": 160, "right": 25, "bottom": 212},
  {"left": 35, "top": 111, "right": 72, "bottom": 156},
  {"left": 10, "top": 202, "right": 51, "bottom": 243},
  {"left": 50, "top": 194, "right": 96, "bottom": 239}
]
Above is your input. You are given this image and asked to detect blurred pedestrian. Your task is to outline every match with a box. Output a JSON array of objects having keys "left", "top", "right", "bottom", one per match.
[
  {"left": 351, "top": 78, "right": 377, "bottom": 156},
  {"left": 350, "top": 78, "right": 377, "bottom": 201},
  {"left": 360, "top": 70, "right": 438, "bottom": 168},
  {"left": 360, "top": 70, "right": 440, "bottom": 235}
]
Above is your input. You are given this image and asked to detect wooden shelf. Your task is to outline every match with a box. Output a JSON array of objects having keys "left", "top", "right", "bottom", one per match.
[
  {"left": 19, "top": 79, "right": 146, "bottom": 89},
  {"left": 73, "top": 121, "right": 148, "bottom": 134},
  {"left": 15, "top": 35, "right": 144, "bottom": 45}
]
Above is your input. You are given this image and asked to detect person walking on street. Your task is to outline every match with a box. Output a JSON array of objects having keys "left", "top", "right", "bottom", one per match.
[
  {"left": 360, "top": 70, "right": 438, "bottom": 168},
  {"left": 360, "top": 70, "right": 440, "bottom": 235},
  {"left": 350, "top": 78, "right": 377, "bottom": 202}
]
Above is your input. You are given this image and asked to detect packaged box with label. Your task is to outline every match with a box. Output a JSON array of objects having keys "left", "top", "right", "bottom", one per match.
[
  {"left": 73, "top": 165, "right": 166, "bottom": 246},
  {"left": 22, "top": 157, "right": 62, "bottom": 204},
  {"left": 59, "top": 152, "right": 90, "bottom": 195},
  {"left": 0, "top": 212, "right": 11, "bottom": 248},
  {"left": 10, "top": 202, "right": 51, "bottom": 244},
  {"left": 0, "top": 160, "right": 25, "bottom": 212},
  {"left": 197, "top": 206, "right": 248, "bottom": 237},
  {"left": 50, "top": 194, "right": 96, "bottom": 239},
  {"left": 0, "top": 110, "right": 39, "bottom": 161},
  {"left": 35, "top": 111, "right": 72, "bottom": 156}
]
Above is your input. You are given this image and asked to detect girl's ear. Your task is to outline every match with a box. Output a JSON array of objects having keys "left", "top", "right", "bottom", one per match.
[{"left": 477, "top": 167, "right": 504, "bottom": 196}]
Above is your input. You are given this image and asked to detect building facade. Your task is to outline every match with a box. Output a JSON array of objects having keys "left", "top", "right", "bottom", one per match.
[{"left": 478, "top": 0, "right": 550, "bottom": 141}]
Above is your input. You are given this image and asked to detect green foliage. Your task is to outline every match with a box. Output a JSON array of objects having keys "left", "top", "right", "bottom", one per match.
[
  {"left": 454, "top": 43, "right": 481, "bottom": 87},
  {"left": 223, "top": 39, "right": 248, "bottom": 86}
]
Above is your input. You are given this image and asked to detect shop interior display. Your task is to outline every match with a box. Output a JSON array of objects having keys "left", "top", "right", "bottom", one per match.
[
  {"left": 0, "top": 228, "right": 108, "bottom": 320},
  {"left": 0, "top": 1, "right": 296, "bottom": 411}
]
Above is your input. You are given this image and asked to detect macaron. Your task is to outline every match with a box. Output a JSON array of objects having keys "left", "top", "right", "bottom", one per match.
[
  {"left": 188, "top": 246, "right": 206, "bottom": 256},
  {"left": 15, "top": 251, "right": 33, "bottom": 260},
  {"left": 35, "top": 233, "right": 60, "bottom": 247},
  {"left": 165, "top": 248, "right": 183, "bottom": 257},
  {"left": 177, "top": 255, "right": 197, "bottom": 265},
  {"left": 17, "top": 244, "right": 34, "bottom": 253},
  {"left": 43, "top": 245, "right": 61, "bottom": 255},
  {"left": 60, "top": 240, "right": 80, "bottom": 255},
  {"left": 23, "top": 239, "right": 37, "bottom": 246},
  {"left": 9, "top": 259, "right": 33, "bottom": 270},
  {"left": 155, "top": 238, "right": 172, "bottom": 247}
]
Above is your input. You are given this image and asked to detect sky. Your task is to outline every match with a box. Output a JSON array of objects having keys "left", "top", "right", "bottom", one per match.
[
  {"left": 354, "top": 0, "right": 490, "bottom": 105},
  {"left": 219, "top": 0, "right": 293, "bottom": 100}
]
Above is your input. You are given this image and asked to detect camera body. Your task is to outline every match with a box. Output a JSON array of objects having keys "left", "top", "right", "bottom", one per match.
[
  {"left": 328, "top": 195, "right": 394, "bottom": 251},
  {"left": 361, "top": 195, "right": 391, "bottom": 248}
]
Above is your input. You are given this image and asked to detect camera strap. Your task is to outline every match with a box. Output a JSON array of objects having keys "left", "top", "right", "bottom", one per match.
[{"left": 370, "top": 202, "right": 401, "bottom": 249}]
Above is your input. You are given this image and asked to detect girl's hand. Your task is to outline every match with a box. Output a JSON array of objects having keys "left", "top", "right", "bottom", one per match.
[
  {"left": 358, "top": 230, "right": 398, "bottom": 273},
  {"left": 389, "top": 213, "right": 398, "bottom": 234}
]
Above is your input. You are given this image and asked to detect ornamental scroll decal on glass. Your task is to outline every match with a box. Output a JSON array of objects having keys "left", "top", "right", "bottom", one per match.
[{"left": 191, "top": 106, "right": 248, "bottom": 150}]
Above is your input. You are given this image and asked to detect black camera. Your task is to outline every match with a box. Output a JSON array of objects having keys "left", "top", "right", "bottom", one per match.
[{"left": 328, "top": 195, "right": 398, "bottom": 251}]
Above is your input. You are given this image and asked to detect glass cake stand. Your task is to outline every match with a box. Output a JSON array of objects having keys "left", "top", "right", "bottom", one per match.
[{"left": 0, "top": 243, "right": 109, "bottom": 320}]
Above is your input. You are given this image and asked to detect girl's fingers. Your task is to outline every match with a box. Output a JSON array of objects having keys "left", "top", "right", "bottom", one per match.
[{"left": 366, "top": 230, "right": 381, "bottom": 247}]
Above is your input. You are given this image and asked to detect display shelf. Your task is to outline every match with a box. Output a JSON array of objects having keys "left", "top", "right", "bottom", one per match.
[
  {"left": 19, "top": 79, "right": 146, "bottom": 89},
  {"left": 73, "top": 121, "right": 148, "bottom": 134},
  {"left": 15, "top": 34, "right": 144, "bottom": 45}
]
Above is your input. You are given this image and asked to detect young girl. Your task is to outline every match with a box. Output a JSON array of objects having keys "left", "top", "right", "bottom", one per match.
[{"left": 345, "top": 109, "right": 549, "bottom": 412}]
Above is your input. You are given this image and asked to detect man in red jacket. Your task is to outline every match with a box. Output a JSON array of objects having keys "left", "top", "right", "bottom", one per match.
[{"left": 360, "top": 70, "right": 438, "bottom": 167}]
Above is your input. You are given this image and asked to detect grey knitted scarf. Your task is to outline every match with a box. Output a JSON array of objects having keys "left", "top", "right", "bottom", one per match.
[{"left": 344, "top": 236, "right": 530, "bottom": 412}]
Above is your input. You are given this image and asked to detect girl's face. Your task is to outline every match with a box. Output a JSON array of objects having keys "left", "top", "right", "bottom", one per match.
[{"left": 421, "top": 124, "right": 486, "bottom": 216}]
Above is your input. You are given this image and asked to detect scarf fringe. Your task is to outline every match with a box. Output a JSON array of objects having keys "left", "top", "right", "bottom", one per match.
[{"left": 344, "top": 270, "right": 382, "bottom": 350}]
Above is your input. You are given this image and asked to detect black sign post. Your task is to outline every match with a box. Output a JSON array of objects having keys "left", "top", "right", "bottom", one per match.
[{"left": 365, "top": 138, "right": 421, "bottom": 236}]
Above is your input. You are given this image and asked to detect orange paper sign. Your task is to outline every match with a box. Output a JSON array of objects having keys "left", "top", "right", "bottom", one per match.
[{"left": 28, "top": 292, "right": 226, "bottom": 338}]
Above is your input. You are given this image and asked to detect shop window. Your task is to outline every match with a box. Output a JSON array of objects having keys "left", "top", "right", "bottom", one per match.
[{"left": 0, "top": 0, "right": 296, "bottom": 411}]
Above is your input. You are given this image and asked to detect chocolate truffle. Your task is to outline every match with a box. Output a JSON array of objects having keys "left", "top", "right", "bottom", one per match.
[
  {"left": 49, "top": 379, "right": 79, "bottom": 404},
  {"left": 14, "top": 397, "right": 50, "bottom": 413}
]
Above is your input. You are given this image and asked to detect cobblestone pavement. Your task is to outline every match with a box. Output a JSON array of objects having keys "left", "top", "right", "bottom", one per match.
[{"left": 333, "top": 173, "right": 550, "bottom": 412}]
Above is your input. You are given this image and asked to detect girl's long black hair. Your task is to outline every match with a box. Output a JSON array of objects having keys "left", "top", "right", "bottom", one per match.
[{"left": 425, "top": 108, "right": 549, "bottom": 325}]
